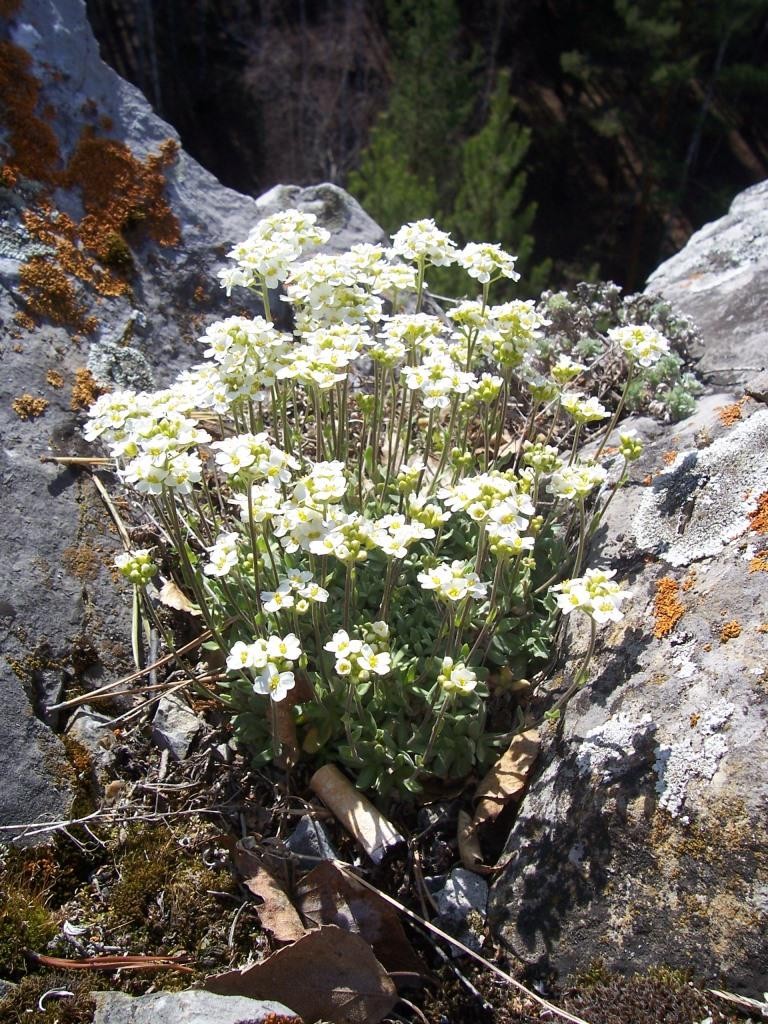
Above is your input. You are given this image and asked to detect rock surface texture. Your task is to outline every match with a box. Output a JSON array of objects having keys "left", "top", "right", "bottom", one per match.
[
  {"left": 646, "top": 180, "right": 768, "bottom": 387},
  {"left": 93, "top": 990, "right": 300, "bottom": 1024},
  {"left": 491, "top": 231, "right": 768, "bottom": 990},
  {"left": 0, "top": 0, "right": 381, "bottom": 840}
]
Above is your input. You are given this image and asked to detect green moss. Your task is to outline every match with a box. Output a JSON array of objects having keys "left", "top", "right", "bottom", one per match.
[
  {"left": 101, "top": 231, "right": 134, "bottom": 270},
  {"left": 0, "top": 852, "right": 59, "bottom": 976},
  {"left": 0, "top": 974, "right": 97, "bottom": 1024},
  {"left": 564, "top": 963, "right": 733, "bottom": 1024}
]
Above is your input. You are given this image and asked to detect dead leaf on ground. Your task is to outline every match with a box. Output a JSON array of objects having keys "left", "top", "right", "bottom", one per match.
[
  {"left": 205, "top": 924, "right": 397, "bottom": 1024},
  {"left": 295, "top": 861, "right": 428, "bottom": 982},
  {"left": 233, "top": 841, "right": 306, "bottom": 944},
  {"left": 457, "top": 809, "right": 493, "bottom": 875},
  {"left": 472, "top": 728, "right": 540, "bottom": 828},
  {"left": 158, "top": 579, "right": 201, "bottom": 616}
]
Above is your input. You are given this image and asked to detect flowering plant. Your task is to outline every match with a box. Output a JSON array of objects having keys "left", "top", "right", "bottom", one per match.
[{"left": 88, "top": 211, "right": 662, "bottom": 798}]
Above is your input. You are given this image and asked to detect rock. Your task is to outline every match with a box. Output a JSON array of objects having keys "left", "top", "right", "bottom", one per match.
[
  {"left": 433, "top": 867, "right": 488, "bottom": 955},
  {"left": 0, "top": 0, "right": 383, "bottom": 840},
  {"left": 151, "top": 694, "right": 202, "bottom": 761},
  {"left": 646, "top": 180, "right": 768, "bottom": 388},
  {"left": 490, "top": 396, "right": 768, "bottom": 991},
  {"left": 93, "top": 990, "right": 300, "bottom": 1024},
  {"left": 745, "top": 370, "right": 768, "bottom": 405},
  {"left": 255, "top": 183, "right": 387, "bottom": 252},
  {"left": 286, "top": 814, "right": 339, "bottom": 868},
  {"left": 65, "top": 706, "right": 116, "bottom": 774}
]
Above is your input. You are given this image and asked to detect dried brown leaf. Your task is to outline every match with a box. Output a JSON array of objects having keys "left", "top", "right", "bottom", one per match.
[
  {"left": 205, "top": 924, "right": 397, "bottom": 1024},
  {"left": 473, "top": 728, "right": 540, "bottom": 827},
  {"left": 158, "top": 579, "right": 201, "bottom": 616},
  {"left": 457, "top": 809, "right": 493, "bottom": 875},
  {"left": 295, "top": 861, "right": 427, "bottom": 981},
  {"left": 233, "top": 842, "right": 305, "bottom": 943}
]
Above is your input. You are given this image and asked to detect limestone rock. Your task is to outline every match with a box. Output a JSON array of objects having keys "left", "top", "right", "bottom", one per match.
[
  {"left": 0, "top": 0, "right": 383, "bottom": 841},
  {"left": 93, "top": 990, "right": 300, "bottom": 1024},
  {"left": 646, "top": 180, "right": 768, "bottom": 387},
  {"left": 151, "top": 694, "right": 202, "bottom": 761},
  {"left": 491, "top": 397, "right": 768, "bottom": 992},
  {"left": 255, "top": 183, "right": 386, "bottom": 251}
]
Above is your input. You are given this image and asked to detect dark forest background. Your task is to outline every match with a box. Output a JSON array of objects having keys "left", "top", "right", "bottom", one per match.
[{"left": 85, "top": 0, "right": 768, "bottom": 291}]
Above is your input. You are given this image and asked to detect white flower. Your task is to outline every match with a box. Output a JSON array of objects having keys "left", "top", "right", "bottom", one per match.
[
  {"left": 608, "top": 324, "right": 670, "bottom": 367},
  {"left": 561, "top": 392, "right": 609, "bottom": 424},
  {"left": 324, "top": 629, "right": 362, "bottom": 658},
  {"left": 266, "top": 633, "right": 302, "bottom": 663},
  {"left": 255, "top": 663, "right": 296, "bottom": 702},
  {"left": 417, "top": 560, "right": 487, "bottom": 602},
  {"left": 391, "top": 219, "right": 457, "bottom": 267},
  {"left": 552, "top": 568, "right": 629, "bottom": 623},
  {"left": 226, "top": 639, "right": 268, "bottom": 672},
  {"left": 438, "top": 657, "right": 478, "bottom": 694},
  {"left": 456, "top": 242, "right": 519, "bottom": 283},
  {"left": 357, "top": 644, "right": 391, "bottom": 677},
  {"left": 261, "top": 583, "right": 295, "bottom": 613},
  {"left": 204, "top": 532, "right": 240, "bottom": 577},
  {"left": 549, "top": 462, "right": 608, "bottom": 500}
]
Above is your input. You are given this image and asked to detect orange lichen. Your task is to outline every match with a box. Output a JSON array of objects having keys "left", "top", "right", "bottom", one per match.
[
  {"left": 681, "top": 570, "right": 696, "bottom": 591},
  {"left": 46, "top": 370, "right": 64, "bottom": 388},
  {"left": 689, "top": 713, "right": 700, "bottom": 728},
  {"left": 19, "top": 255, "right": 94, "bottom": 330},
  {"left": 0, "top": 39, "right": 181, "bottom": 330},
  {"left": 70, "top": 367, "right": 107, "bottom": 411},
  {"left": 13, "top": 310, "right": 35, "bottom": 331},
  {"left": 652, "top": 577, "right": 685, "bottom": 638},
  {"left": 65, "top": 130, "right": 181, "bottom": 257},
  {"left": 748, "top": 492, "right": 768, "bottom": 534},
  {"left": 12, "top": 394, "right": 49, "bottom": 420},
  {"left": 758, "top": 624, "right": 768, "bottom": 634},
  {"left": 719, "top": 620, "right": 742, "bottom": 643},
  {"left": 0, "top": 163, "right": 17, "bottom": 188},
  {"left": 0, "top": 41, "right": 61, "bottom": 183},
  {"left": 662, "top": 450, "right": 678, "bottom": 465},
  {"left": 749, "top": 553, "right": 768, "bottom": 573},
  {"left": 716, "top": 399, "right": 745, "bottom": 427}
]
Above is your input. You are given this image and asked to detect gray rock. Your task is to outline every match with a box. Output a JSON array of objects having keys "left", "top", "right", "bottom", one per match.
[
  {"left": 491, "top": 398, "right": 768, "bottom": 990},
  {"left": 65, "top": 707, "right": 116, "bottom": 773},
  {"left": 745, "top": 370, "right": 768, "bottom": 404},
  {"left": 646, "top": 180, "right": 768, "bottom": 387},
  {"left": 0, "top": 0, "right": 383, "bottom": 840},
  {"left": 93, "top": 990, "right": 300, "bottom": 1024},
  {"left": 151, "top": 694, "right": 202, "bottom": 760},
  {"left": 286, "top": 814, "right": 339, "bottom": 867},
  {"left": 254, "top": 183, "right": 386, "bottom": 253},
  {"left": 433, "top": 868, "right": 488, "bottom": 955}
]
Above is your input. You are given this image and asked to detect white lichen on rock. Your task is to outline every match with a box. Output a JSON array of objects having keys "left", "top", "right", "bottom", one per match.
[
  {"left": 634, "top": 409, "right": 768, "bottom": 566},
  {"left": 654, "top": 699, "right": 735, "bottom": 817},
  {"left": 576, "top": 713, "right": 656, "bottom": 782}
]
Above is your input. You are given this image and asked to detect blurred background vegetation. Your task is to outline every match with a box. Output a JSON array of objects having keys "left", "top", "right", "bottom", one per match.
[{"left": 85, "top": 0, "right": 767, "bottom": 291}]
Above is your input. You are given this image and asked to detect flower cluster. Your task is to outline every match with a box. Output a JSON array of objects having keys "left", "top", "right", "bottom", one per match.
[
  {"left": 87, "top": 209, "right": 646, "bottom": 797},
  {"left": 115, "top": 548, "right": 157, "bottom": 585},
  {"left": 226, "top": 633, "right": 302, "bottom": 702},
  {"left": 608, "top": 324, "right": 670, "bottom": 367},
  {"left": 324, "top": 624, "right": 392, "bottom": 682},
  {"left": 553, "top": 569, "right": 629, "bottom": 623}
]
